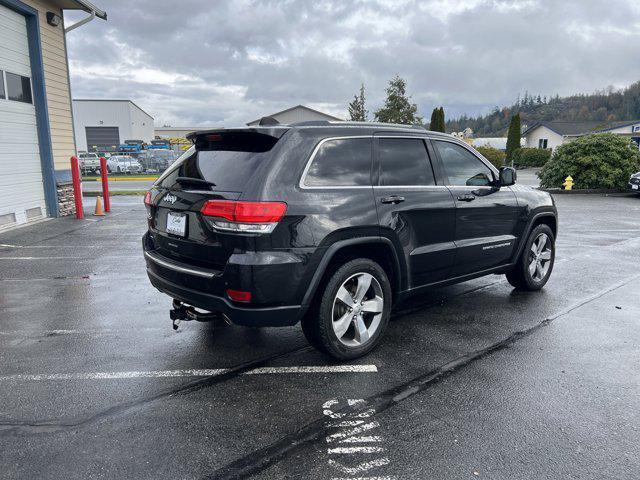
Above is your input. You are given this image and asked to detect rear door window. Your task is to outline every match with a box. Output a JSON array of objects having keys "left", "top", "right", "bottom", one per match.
[
  {"left": 158, "top": 132, "right": 280, "bottom": 192},
  {"left": 303, "top": 137, "right": 372, "bottom": 187},
  {"left": 378, "top": 138, "right": 435, "bottom": 186}
]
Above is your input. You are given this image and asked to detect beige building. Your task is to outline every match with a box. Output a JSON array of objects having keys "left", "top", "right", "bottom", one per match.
[
  {"left": 246, "top": 104, "right": 342, "bottom": 126},
  {"left": 154, "top": 126, "right": 213, "bottom": 139},
  {"left": 0, "top": 0, "right": 106, "bottom": 230}
]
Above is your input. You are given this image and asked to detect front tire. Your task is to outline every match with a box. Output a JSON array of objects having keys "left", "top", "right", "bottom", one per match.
[
  {"left": 301, "top": 258, "right": 391, "bottom": 360},
  {"left": 506, "top": 224, "right": 555, "bottom": 290}
]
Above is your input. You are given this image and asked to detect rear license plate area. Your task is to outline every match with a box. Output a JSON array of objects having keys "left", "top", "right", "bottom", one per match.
[{"left": 166, "top": 211, "right": 187, "bottom": 237}]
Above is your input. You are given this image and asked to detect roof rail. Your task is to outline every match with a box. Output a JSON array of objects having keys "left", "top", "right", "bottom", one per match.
[{"left": 289, "top": 120, "right": 428, "bottom": 130}]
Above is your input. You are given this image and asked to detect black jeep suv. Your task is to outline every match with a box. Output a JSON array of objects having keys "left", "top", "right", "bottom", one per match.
[{"left": 143, "top": 121, "right": 557, "bottom": 359}]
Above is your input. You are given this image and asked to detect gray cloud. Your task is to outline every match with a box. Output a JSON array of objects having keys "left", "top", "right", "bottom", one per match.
[{"left": 64, "top": 0, "right": 640, "bottom": 127}]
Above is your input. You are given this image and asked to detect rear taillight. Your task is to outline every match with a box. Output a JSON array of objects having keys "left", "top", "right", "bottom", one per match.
[
  {"left": 226, "top": 289, "right": 252, "bottom": 302},
  {"left": 144, "top": 191, "right": 152, "bottom": 206},
  {"left": 200, "top": 200, "right": 287, "bottom": 233}
]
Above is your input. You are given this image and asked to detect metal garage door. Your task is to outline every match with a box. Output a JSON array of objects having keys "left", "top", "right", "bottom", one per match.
[
  {"left": 86, "top": 126, "right": 120, "bottom": 151},
  {"left": 0, "top": 4, "right": 46, "bottom": 228}
]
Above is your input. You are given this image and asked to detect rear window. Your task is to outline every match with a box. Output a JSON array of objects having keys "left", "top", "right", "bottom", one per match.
[
  {"left": 157, "top": 132, "right": 279, "bottom": 192},
  {"left": 303, "top": 137, "right": 372, "bottom": 187}
]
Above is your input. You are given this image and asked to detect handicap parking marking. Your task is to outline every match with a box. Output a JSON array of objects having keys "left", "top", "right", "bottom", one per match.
[
  {"left": 0, "top": 365, "right": 378, "bottom": 381},
  {"left": 323, "top": 399, "right": 396, "bottom": 480}
]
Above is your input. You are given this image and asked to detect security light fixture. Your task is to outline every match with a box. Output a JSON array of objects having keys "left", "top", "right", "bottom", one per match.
[{"left": 46, "top": 12, "right": 61, "bottom": 27}]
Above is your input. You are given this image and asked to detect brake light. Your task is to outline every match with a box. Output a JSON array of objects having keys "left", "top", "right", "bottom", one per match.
[
  {"left": 200, "top": 200, "right": 287, "bottom": 233},
  {"left": 226, "top": 289, "right": 252, "bottom": 302},
  {"left": 144, "top": 191, "right": 152, "bottom": 206}
]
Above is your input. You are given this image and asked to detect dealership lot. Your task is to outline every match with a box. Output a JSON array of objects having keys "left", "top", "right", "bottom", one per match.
[{"left": 0, "top": 194, "right": 638, "bottom": 479}]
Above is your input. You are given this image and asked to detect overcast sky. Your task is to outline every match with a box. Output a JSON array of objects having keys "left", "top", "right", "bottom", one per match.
[{"left": 63, "top": 0, "right": 640, "bottom": 127}]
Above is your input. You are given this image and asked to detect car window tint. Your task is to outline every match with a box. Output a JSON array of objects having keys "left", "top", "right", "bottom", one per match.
[
  {"left": 434, "top": 141, "right": 493, "bottom": 186},
  {"left": 304, "top": 138, "right": 371, "bottom": 187},
  {"left": 379, "top": 138, "right": 435, "bottom": 186},
  {"left": 158, "top": 132, "right": 279, "bottom": 192}
]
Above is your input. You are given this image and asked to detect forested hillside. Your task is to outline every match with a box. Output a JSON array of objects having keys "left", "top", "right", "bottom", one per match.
[{"left": 447, "top": 81, "right": 640, "bottom": 136}]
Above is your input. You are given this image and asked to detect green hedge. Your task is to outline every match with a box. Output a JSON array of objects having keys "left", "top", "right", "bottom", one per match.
[
  {"left": 475, "top": 145, "right": 506, "bottom": 169},
  {"left": 538, "top": 133, "right": 640, "bottom": 189},
  {"left": 512, "top": 148, "right": 551, "bottom": 167}
]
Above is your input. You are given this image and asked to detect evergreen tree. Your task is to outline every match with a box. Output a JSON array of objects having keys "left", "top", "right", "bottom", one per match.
[
  {"left": 429, "top": 107, "right": 439, "bottom": 130},
  {"left": 506, "top": 113, "right": 521, "bottom": 165},
  {"left": 374, "top": 75, "right": 422, "bottom": 124},
  {"left": 348, "top": 83, "right": 368, "bottom": 121},
  {"left": 438, "top": 107, "right": 446, "bottom": 132}
]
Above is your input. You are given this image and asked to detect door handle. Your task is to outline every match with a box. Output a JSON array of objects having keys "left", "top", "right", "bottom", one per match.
[
  {"left": 381, "top": 195, "right": 405, "bottom": 205},
  {"left": 457, "top": 194, "right": 476, "bottom": 202}
]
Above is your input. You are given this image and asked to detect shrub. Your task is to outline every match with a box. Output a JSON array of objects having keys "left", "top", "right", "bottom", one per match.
[
  {"left": 512, "top": 148, "right": 551, "bottom": 168},
  {"left": 475, "top": 145, "right": 506, "bottom": 169},
  {"left": 538, "top": 134, "right": 640, "bottom": 189}
]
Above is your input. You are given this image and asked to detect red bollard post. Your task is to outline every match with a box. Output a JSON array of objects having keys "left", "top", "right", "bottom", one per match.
[
  {"left": 100, "top": 157, "right": 110, "bottom": 212},
  {"left": 70, "top": 156, "right": 84, "bottom": 220}
]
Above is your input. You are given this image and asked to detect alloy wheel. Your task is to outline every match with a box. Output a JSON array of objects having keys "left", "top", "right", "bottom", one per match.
[
  {"left": 331, "top": 272, "right": 384, "bottom": 347},
  {"left": 528, "top": 232, "right": 552, "bottom": 282}
]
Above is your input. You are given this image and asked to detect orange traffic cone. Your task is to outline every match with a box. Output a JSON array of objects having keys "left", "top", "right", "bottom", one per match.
[{"left": 93, "top": 196, "right": 106, "bottom": 216}]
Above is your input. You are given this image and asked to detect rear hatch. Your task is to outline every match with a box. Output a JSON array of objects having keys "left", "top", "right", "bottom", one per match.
[{"left": 147, "top": 128, "right": 287, "bottom": 270}]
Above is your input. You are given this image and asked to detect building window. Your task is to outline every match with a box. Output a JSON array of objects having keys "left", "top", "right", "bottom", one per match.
[
  {"left": 0, "top": 70, "right": 5, "bottom": 99},
  {"left": 538, "top": 139, "right": 548, "bottom": 149},
  {"left": 5, "top": 72, "right": 33, "bottom": 104}
]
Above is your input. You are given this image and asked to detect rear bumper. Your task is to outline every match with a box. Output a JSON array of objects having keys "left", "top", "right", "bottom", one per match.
[
  {"left": 146, "top": 268, "right": 304, "bottom": 327},
  {"left": 142, "top": 233, "right": 307, "bottom": 327}
]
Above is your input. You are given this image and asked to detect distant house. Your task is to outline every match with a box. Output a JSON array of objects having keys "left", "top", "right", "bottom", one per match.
[
  {"left": 247, "top": 105, "right": 342, "bottom": 126},
  {"left": 471, "top": 137, "right": 511, "bottom": 150},
  {"left": 523, "top": 120, "right": 640, "bottom": 152}
]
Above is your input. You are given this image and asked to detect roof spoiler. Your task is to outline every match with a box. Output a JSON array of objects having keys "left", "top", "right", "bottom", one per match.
[{"left": 186, "top": 127, "right": 289, "bottom": 143}]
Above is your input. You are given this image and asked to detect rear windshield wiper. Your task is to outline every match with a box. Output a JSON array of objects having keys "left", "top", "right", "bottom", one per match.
[{"left": 175, "top": 177, "right": 216, "bottom": 188}]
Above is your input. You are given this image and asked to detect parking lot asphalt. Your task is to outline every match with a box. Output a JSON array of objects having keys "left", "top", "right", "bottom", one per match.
[{"left": 0, "top": 193, "right": 638, "bottom": 479}]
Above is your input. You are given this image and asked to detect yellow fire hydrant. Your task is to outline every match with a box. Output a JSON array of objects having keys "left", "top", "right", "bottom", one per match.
[{"left": 562, "top": 175, "right": 574, "bottom": 190}]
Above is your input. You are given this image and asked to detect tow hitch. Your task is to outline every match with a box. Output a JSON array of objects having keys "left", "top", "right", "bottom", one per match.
[{"left": 170, "top": 299, "right": 225, "bottom": 330}]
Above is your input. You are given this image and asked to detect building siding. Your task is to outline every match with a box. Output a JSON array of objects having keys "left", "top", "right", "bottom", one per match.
[
  {"left": 22, "top": 0, "right": 77, "bottom": 175},
  {"left": 73, "top": 100, "right": 154, "bottom": 151},
  {"left": 524, "top": 125, "right": 565, "bottom": 151}
]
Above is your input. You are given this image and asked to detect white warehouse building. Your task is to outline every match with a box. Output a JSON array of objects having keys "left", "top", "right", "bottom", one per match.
[{"left": 72, "top": 99, "right": 154, "bottom": 152}]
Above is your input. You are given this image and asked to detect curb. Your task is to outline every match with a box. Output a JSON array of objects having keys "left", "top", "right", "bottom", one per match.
[
  {"left": 84, "top": 191, "right": 146, "bottom": 197},
  {"left": 539, "top": 188, "right": 628, "bottom": 195},
  {"left": 84, "top": 176, "right": 158, "bottom": 182}
]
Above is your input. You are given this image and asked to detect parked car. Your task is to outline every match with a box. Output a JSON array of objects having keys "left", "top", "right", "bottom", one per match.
[
  {"left": 78, "top": 152, "right": 101, "bottom": 175},
  {"left": 139, "top": 149, "right": 176, "bottom": 173},
  {"left": 142, "top": 121, "right": 558, "bottom": 359},
  {"left": 628, "top": 171, "right": 640, "bottom": 194},
  {"left": 107, "top": 155, "right": 142, "bottom": 174}
]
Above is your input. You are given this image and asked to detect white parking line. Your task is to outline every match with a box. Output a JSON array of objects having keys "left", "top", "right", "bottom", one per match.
[
  {"left": 0, "top": 365, "right": 378, "bottom": 381},
  {"left": 0, "top": 255, "right": 141, "bottom": 260},
  {"left": 246, "top": 365, "right": 378, "bottom": 374}
]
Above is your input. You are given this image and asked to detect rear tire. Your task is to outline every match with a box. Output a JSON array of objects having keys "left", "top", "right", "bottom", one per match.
[
  {"left": 506, "top": 224, "right": 555, "bottom": 291},
  {"left": 301, "top": 258, "right": 391, "bottom": 360}
]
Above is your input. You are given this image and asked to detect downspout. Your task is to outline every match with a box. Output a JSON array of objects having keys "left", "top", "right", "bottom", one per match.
[{"left": 64, "top": 10, "right": 95, "bottom": 33}]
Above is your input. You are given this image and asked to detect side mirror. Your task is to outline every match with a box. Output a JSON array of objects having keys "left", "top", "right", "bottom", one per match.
[{"left": 499, "top": 166, "right": 517, "bottom": 186}]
